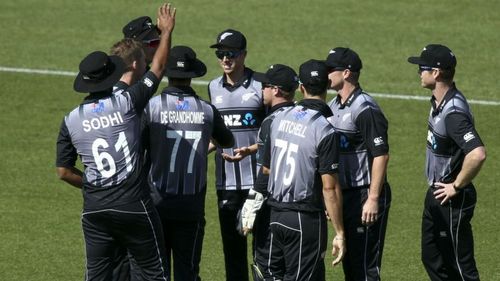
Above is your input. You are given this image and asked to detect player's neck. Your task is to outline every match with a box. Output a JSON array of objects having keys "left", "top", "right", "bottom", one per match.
[
  {"left": 119, "top": 72, "right": 135, "bottom": 87},
  {"left": 225, "top": 66, "right": 245, "bottom": 85},
  {"left": 432, "top": 82, "right": 452, "bottom": 105},
  {"left": 339, "top": 83, "right": 357, "bottom": 103}
]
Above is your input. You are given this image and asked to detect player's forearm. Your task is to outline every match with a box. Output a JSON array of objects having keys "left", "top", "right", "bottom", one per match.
[
  {"left": 150, "top": 4, "right": 176, "bottom": 79},
  {"left": 453, "top": 146, "right": 486, "bottom": 189},
  {"left": 368, "top": 154, "right": 389, "bottom": 200},
  {"left": 322, "top": 174, "right": 345, "bottom": 237},
  {"left": 56, "top": 167, "right": 83, "bottom": 189}
]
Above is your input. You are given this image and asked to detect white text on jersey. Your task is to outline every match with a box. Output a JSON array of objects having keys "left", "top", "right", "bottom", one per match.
[{"left": 82, "top": 112, "right": 124, "bottom": 132}]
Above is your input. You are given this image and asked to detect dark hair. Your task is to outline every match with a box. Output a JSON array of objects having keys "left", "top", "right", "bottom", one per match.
[
  {"left": 279, "top": 88, "right": 296, "bottom": 100},
  {"left": 302, "top": 83, "right": 327, "bottom": 97},
  {"left": 439, "top": 68, "right": 455, "bottom": 82}
]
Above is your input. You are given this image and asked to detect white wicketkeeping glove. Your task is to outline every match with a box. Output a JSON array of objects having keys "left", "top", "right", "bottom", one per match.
[{"left": 239, "top": 189, "right": 265, "bottom": 236}]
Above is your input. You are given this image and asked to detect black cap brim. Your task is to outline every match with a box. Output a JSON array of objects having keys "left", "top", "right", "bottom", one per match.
[
  {"left": 408, "top": 56, "right": 427, "bottom": 65},
  {"left": 138, "top": 27, "right": 160, "bottom": 41},
  {"left": 73, "top": 56, "right": 125, "bottom": 93},
  {"left": 165, "top": 60, "right": 207, "bottom": 79},
  {"left": 253, "top": 72, "right": 271, "bottom": 84}
]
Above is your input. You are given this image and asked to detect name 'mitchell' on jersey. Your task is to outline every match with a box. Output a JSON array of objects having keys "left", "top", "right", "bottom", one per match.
[
  {"left": 209, "top": 75, "right": 265, "bottom": 190},
  {"left": 266, "top": 105, "right": 337, "bottom": 212}
]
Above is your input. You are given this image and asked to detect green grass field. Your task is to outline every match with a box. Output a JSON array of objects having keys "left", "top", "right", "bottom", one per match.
[{"left": 1, "top": 0, "right": 499, "bottom": 280}]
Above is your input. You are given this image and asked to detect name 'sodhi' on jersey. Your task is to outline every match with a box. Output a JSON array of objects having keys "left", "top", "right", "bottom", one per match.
[{"left": 82, "top": 112, "right": 124, "bottom": 132}]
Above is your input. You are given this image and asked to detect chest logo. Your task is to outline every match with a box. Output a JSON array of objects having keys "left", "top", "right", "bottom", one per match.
[
  {"left": 215, "top": 96, "right": 223, "bottom": 104},
  {"left": 242, "top": 92, "right": 255, "bottom": 102}
]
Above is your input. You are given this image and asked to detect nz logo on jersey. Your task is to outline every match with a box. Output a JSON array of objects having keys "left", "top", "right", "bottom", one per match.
[
  {"left": 242, "top": 113, "right": 256, "bottom": 126},
  {"left": 176, "top": 99, "right": 190, "bottom": 110},
  {"left": 223, "top": 112, "right": 258, "bottom": 127},
  {"left": 427, "top": 130, "right": 438, "bottom": 149},
  {"left": 91, "top": 101, "right": 105, "bottom": 113},
  {"left": 340, "top": 134, "right": 349, "bottom": 149}
]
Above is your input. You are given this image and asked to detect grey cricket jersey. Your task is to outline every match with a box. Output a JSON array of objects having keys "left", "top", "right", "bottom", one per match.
[
  {"left": 328, "top": 87, "right": 389, "bottom": 189},
  {"left": 145, "top": 86, "right": 233, "bottom": 195},
  {"left": 144, "top": 86, "right": 233, "bottom": 219},
  {"left": 425, "top": 85, "right": 483, "bottom": 186},
  {"left": 262, "top": 99, "right": 339, "bottom": 212},
  {"left": 208, "top": 68, "right": 265, "bottom": 190},
  {"left": 56, "top": 72, "right": 160, "bottom": 210}
]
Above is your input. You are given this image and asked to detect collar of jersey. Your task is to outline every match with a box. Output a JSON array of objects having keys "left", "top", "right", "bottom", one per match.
[
  {"left": 161, "top": 85, "right": 197, "bottom": 97},
  {"left": 297, "top": 99, "right": 333, "bottom": 118},
  {"left": 337, "top": 86, "right": 362, "bottom": 109},
  {"left": 221, "top": 67, "right": 253, "bottom": 90},
  {"left": 430, "top": 83, "right": 458, "bottom": 116}
]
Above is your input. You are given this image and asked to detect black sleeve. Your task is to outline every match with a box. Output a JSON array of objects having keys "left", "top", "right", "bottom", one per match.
[
  {"left": 126, "top": 71, "right": 160, "bottom": 112},
  {"left": 445, "top": 112, "right": 484, "bottom": 154},
  {"left": 210, "top": 104, "right": 234, "bottom": 148},
  {"left": 261, "top": 127, "right": 272, "bottom": 169},
  {"left": 356, "top": 106, "right": 389, "bottom": 157},
  {"left": 317, "top": 132, "right": 339, "bottom": 175},
  {"left": 257, "top": 118, "right": 273, "bottom": 165},
  {"left": 55, "top": 119, "right": 77, "bottom": 168},
  {"left": 253, "top": 169, "right": 269, "bottom": 196}
]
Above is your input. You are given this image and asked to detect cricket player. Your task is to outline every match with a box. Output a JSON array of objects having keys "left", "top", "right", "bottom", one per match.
[
  {"left": 208, "top": 28, "right": 265, "bottom": 281},
  {"left": 325, "top": 47, "right": 391, "bottom": 281},
  {"left": 55, "top": 3, "right": 175, "bottom": 280},
  {"left": 261, "top": 60, "right": 345, "bottom": 281},
  {"left": 144, "top": 45, "right": 234, "bottom": 281},
  {"left": 408, "top": 44, "right": 486, "bottom": 281}
]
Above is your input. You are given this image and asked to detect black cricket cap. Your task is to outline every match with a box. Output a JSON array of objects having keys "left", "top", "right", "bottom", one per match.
[
  {"left": 73, "top": 51, "right": 125, "bottom": 93},
  {"left": 210, "top": 29, "right": 246, "bottom": 50},
  {"left": 122, "top": 16, "right": 160, "bottom": 41},
  {"left": 325, "top": 47, "right": 362, "bottom": 72},
  {"left": 254, "top": 64, "right": 299, "bottom": 93},
  {"left": 299, "top": 59, "right": 329, "bottom": 91},
  {"left": 408, "top": 44, "right": 457, "bottom": 69},
  {"left": 165, "top": 46, "right": 207, "bottom": 79}
]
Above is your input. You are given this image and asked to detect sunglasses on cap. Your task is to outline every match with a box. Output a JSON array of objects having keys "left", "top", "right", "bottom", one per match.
[
  {"left": 215, "top": 50, "right": 243, "bottom": 59},
  {"left": 262, "top": 83, "right": 281, "bottom": 89},
  {"left": 418, "top": 65, "right": 438, "bottom": 74},
  {"left": 143, "top": 38, "right": 160, "bottom": 48}
]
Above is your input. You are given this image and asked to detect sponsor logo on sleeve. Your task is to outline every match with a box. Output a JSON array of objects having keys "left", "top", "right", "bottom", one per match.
[
  {"left": 143, "top": 77, "right": 153, "bottom": 88},
  {"left": 374, "top": 137, "right": 384, "bottom": 146},
  {"left": 463, "top": 132, "right": 475, "bottom": 142}
]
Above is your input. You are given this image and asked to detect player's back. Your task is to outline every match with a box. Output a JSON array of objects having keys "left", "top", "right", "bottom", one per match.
[
  {"left": 267, "top": 105, "right": 336, "bottom": 212},
  {"left": 64, "top": 91, "right": 147, "bottom": 209}
]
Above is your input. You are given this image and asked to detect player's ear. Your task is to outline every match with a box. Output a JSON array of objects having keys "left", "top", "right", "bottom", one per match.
[
  {"left": 131, "top": 60, "right": 138, "bottom": 70},
  {"left": 299, "top": 84, "right": 306, "bottom": 95}
]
